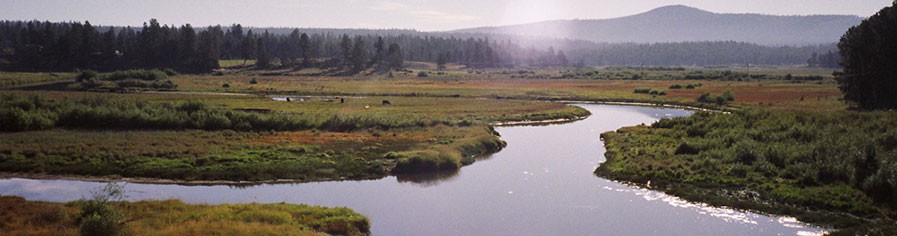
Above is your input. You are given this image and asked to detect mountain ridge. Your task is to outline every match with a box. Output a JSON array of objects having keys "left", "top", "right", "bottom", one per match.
[{"left": 450, "top": 5, "right": 864, "bottom": 45}]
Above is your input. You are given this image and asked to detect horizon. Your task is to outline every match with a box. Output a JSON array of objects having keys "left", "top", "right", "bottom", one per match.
[{"left": 0, "top": 0, "right": 890, "bottom": 31}]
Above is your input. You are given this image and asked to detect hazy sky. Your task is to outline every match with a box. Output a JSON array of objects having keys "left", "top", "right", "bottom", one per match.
[{"left": 0, "top": 0, "right": 891, "bottom": 31}]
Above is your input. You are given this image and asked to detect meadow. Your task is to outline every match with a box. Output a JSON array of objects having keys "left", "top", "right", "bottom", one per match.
[
  {"left": 0, "top": 196, "right": 369, "bottom": 236},
  {"left": 3, "top": 65, "right": 877, "bottom": 233}
]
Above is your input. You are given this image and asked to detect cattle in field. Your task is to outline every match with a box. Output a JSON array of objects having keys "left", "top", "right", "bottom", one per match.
[{"left": 382, "top": 100, "right": 391, "bottom": 105}]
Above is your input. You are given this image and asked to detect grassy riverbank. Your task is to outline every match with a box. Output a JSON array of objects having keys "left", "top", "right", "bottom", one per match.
[
  {"left": 0, "top": 91, "right": 585, "bottom": 181},
  {"left": 0, "top": 196, "right": 369, "bottom": 236},
  {"left": 597, "top": 109, "right": 897, "bottom": 234}
]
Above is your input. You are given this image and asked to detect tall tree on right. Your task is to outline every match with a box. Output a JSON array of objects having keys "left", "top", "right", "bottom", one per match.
[{"left": 836, "top": 1, "right": 897, "bottom": 109}]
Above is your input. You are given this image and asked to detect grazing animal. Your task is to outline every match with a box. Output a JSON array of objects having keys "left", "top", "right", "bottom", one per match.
[
  {"left": 286, "top": 97, "right": 291, "bottom": 102},
  {"left": 382, "top": 100, "right": 391, "bottom": 105},
  {"left": 340, "top": 98, "right": 345, "bottom": 104}
]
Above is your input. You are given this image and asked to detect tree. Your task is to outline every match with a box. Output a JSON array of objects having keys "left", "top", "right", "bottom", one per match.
[
  {"left": 339, "top": 34, "right": 352, "bottom": 66},
  {"left": 240, "top": 30, "right": 255, "bottom": 65},
  {"left": 386, "top": 43, "right": 404, "bottom": 70},
  {"left": 371, "top": 36, "right": 385, "bottom": 66},
  {"left": 436, "top": 52, "right": 448, "bottom": 70},
  {"left": 299, "top": 33, "right": 312, "bottom": 66},
  {"left": 255, "top": 37, "right": 270, "bottom": 68},
  {"left": 835, "top": 1, "right": 897, "bottom": 109},
  {"left": 557, "top": 50, "right": 569, "bottom": 67},
  {"left": 350, "top": 36, "right": 367, "bottom": 71}
]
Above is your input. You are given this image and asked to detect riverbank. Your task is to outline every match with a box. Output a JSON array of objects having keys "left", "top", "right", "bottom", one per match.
[
  {"left": 596, "top": 109, "right": 897, "bottom": 234},
  {"left": 0, "top": 196, "right": 370, "bottom": 236}
]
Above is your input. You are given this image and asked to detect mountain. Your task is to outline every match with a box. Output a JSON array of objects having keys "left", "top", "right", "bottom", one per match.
[{"left": 450, "top": 5, "right": 863, "bottom": 45}]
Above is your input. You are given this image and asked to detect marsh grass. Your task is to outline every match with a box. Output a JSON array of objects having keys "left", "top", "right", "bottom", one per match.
[
  {"left": 0, "top": 196, "right": 369, "bottom": 236},
  {"left": 597, "top": 109, "right": 897, "bottom": 233}
]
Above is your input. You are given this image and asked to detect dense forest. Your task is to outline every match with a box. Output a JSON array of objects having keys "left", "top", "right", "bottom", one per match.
[
  {"left": 1, "top": 19, "right": 838, "bottom": 73},
  {"left": 577, "top": 41, "right": 837, "bottom": 67}
]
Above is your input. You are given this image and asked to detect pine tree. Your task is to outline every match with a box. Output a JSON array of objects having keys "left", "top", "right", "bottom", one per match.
[
  {"left": 339, "top": 34, "right": 352, "bottom": 66},
  {"left": 299, "top": 33, "right": 312, "bottom": 66}
]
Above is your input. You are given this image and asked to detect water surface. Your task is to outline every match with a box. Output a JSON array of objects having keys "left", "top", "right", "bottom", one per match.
[{"left": 0, "top": 104, "right": 826, "bottom": 235}]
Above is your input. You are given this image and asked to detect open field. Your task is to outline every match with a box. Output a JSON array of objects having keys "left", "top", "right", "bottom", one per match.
[
  {"left": 170, "top": 74, "right": 844, "bottom": 112},
  {"left": 0, "top": 196, "right": 369, "bottom": 236}
]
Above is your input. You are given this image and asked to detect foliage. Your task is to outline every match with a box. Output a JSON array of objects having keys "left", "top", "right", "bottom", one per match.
[
  {"left": 75, "top": 69, "right": 176, "bottom": 91},
  {"left": 0, "top": 196, "right": 370, "bottom": 236},
  {"left": 835, "top": 1, "right": 897, "bottom": 109},
  {"left": 0, "top": 93, "right": 476, "bottom": 132},
  {"left": 696, "top": 91, "right": 734, "bottom": 105},
  {"left": 78, "top": 183, "right": 127, "bottom": 236},
  {"left": 597, "top": 109, "right": 897, "bottom": 232}
]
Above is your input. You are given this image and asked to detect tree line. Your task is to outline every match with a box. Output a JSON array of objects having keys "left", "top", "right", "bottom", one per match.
[
  {"left": 1, "top": 19, "right": 842, "bottom": 73},
  {"left": 0, "top": 19, "right": 572, "bottom": 73},
  {"left": 573, "top": 41, "right": 837, "bottom": 66}
]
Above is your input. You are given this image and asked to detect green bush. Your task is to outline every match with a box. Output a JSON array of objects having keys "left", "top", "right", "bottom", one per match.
[
  {"left": 79, "top": 183, "right": 126, "bottom": 236},
  {"left": 669, "top": 84, "right": 683, "bottom": 89},
  {"left": 76, "top": 70, "right": 98, "bottom": 82},
  {"left": 634, "top": 88, "right": 652, "bottom": 94},
  {"left": 391, "top": 150, "right": 461, "bottom": 173}
]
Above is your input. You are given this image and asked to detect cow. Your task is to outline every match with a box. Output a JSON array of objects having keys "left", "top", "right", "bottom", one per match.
[{"left": 382, "top": 100, "right": 391, "bottom": 105}]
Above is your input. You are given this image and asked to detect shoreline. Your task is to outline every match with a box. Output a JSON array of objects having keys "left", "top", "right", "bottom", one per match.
[{"left": 0, "top": 171, "right": 380, "bottom": 186}]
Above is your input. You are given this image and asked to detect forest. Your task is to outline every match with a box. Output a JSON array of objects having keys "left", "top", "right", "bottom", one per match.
[{"left": 1, "top": 19, "right": 838, "bottom": 73}]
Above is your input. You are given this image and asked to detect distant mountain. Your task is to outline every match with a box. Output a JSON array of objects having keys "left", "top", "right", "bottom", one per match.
[{"left": 450, "top": 5, "right": 863, "bottom": 45}]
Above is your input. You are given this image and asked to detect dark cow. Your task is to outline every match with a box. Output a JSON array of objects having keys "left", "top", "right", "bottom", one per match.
[{"left": 382, "top": 100, "right": 391, "bottom": 105}]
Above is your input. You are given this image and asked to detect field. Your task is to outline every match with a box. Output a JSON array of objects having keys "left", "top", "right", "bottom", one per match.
[
  {"left": 0, "top": 196, "right": 369, "bottom": 236},
  {"left": 3, "top": 65, "right": 877, "bottom": 233}
]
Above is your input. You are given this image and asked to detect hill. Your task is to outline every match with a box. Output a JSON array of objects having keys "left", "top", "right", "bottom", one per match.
[{"left": 451, "top": 5, "right": 863, "bottom": 45}]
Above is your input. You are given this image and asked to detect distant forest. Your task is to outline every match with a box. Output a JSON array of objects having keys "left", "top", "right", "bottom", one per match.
[{"left": 0, "top": 20, "right": 840, "bottom": 73}]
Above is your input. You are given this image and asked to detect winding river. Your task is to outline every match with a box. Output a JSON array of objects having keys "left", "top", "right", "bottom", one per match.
[{"left": 0, "top": 104, "right": 826, "bottom": 235}]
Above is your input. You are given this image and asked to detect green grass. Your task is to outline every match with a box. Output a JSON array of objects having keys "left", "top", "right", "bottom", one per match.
[
  {"left": 0, "top": 71, "right": 74, "bottom": 88},
  {"left": 220, "top": 59, "right": 256, "bottom": 68},
  {"left": 0, "top": 196, "right": 369, "bottom": 236},
  {"left": 597, "top": 109, "right": 897, "bottom": 234}
]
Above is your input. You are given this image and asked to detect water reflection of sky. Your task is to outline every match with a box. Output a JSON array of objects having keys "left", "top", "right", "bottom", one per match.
[{"left": 0, "top": 104, "right": 827, "bottom": 236}]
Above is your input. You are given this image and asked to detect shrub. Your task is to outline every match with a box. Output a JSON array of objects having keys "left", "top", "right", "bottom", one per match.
[
  {"left": 76, "top": 70, "right": 98, "bottom": 82},
  {"left": 634, "top": 88, "right": 652, "bottom": 94},
  {"left": 222, "top": 82, "right": 230, "bottom": 88},
  {"left": 79, "top": 183, "right": 126, "bottom": 236},
  {"left": 669, "top": 84, "right": 684, "bottom": 89},
  {"left": 417, "top": 71, "right": 429, "bottom": 77},
  {"left": 161, "top": 68, "right": 178, "bottom": 76},
  {"left": 722, "top": 90, "right": 735, "bottom": 101},
  {"left": 685, "top": 84, "right": 696, "bottom": 89},
  {"left": 249, "top": 77, "right": 258, "bottom": 84},
  {"left": 391, "top": 150, "right": 461, "bottom": 173}
]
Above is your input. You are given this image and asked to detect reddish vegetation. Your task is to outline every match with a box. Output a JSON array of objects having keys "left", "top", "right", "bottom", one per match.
[
  {"left": 252, "top": 131, "right": 428, "bottom": 145},
  {"left": 0, "top": 196, "right": 78, "bottom": 236}
]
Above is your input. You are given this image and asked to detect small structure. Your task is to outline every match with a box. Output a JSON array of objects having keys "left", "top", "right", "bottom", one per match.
[{"left": 382, "top": 100, "right": 392, "bottom": 105}]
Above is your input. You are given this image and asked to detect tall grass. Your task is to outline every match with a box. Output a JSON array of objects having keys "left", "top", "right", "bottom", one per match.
[
  {"left": 598, "top": 109, "right": 897, "bottom": 233},
  {"left": 0, "top": 93, "right": 466, "bottom": 132},
  {"left": 0, "top": 196, "right": 370, "bottom": 236}
]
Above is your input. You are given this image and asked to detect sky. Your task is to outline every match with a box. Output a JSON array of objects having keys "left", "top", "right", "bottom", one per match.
[{"left": 0, "top": 0, "right": 892, "bottom": 31}]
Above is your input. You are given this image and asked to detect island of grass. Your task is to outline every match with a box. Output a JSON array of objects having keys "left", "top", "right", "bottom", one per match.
[
  {"left": 0, "top": 196, "right": 370, "bottom": 236},
  {"left": 0, "top": 90, "right": 589, "bottom": 182},
  {"left": 597, "top": 109, "right": 897, "bottom": 234}
]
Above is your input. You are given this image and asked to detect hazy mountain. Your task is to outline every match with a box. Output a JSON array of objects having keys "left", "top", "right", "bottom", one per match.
[{"left": 450, "top": 5, "right": 863, "bottom": 45}]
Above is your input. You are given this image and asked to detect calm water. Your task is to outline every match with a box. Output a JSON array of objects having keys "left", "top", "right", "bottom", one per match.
[{"left": 0, "top": 104, "right": 826, "bottom": 236}]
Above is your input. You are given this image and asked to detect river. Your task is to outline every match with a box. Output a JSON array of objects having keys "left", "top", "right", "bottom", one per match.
[{"left": 0, "top": 104, "right": 826, "bottom": 235}]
